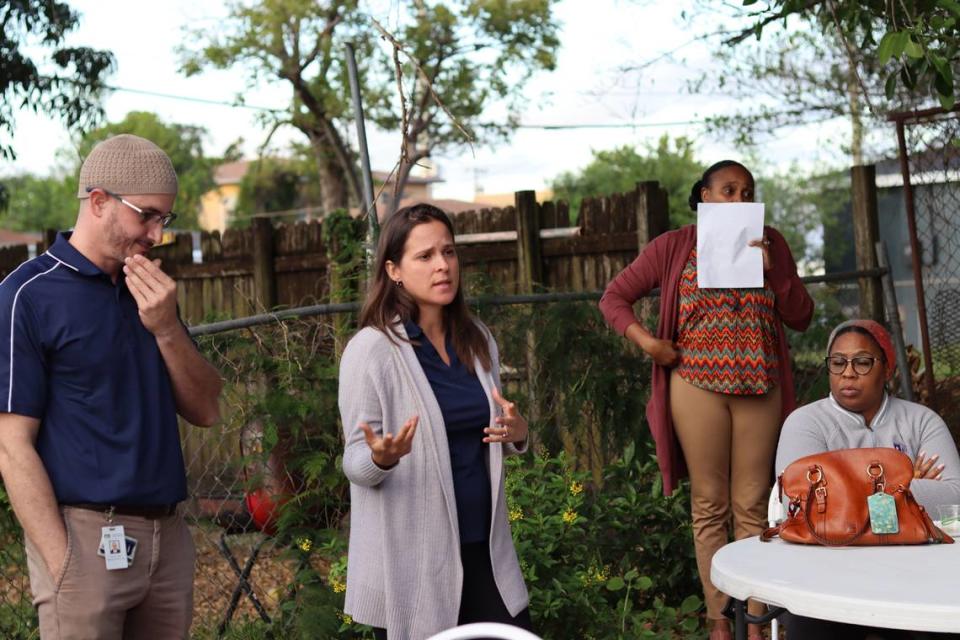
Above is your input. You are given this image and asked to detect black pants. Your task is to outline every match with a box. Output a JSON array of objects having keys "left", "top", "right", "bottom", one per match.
[
  {"left": 372, "top": 541, "right": 533, "bottom": 639},
  {"left": 782, "top": 612, "right": 960, "bottom": 640}
]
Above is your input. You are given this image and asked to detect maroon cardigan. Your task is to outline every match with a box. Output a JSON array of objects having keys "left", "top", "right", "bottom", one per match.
[{"left": 599, "top": 224, "right": 814, "bottom": 495}]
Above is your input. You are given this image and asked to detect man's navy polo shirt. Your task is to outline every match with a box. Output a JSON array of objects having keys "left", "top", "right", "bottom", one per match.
[
  {"left": 0, "top": 233, "right": 186, "bottom": 505},
  {"left": 404, "top": 320, "right": 491, "bottom": 543}
]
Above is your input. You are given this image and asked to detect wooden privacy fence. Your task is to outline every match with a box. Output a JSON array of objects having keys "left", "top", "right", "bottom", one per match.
[
  {"left": 129, "top": 182, "right": 666, "bottom": 323},
  {"left": 0, "top": 183, "right": 669, "bottom": 321},
  {"left": 169, "top": 181, "right": 668, "bottom": 321}
]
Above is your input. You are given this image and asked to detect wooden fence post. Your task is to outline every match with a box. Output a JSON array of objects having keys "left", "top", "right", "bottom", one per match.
[
  {"left": 634, "top": 181, "right": 669, "bottom": 322},
  {"left": 514, "top": 190, "right": 542, "bottom": 447},
  {"left": 514, "top": 190, "right": 543, "bottom": 293},
  {"left": 251, "top": 217, "right": 277, "bottom": 311},
  {"left": 851, "top": 165, "right": 883, "bottom": 322}
]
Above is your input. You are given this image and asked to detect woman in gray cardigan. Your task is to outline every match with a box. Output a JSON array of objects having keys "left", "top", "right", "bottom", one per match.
[{"left": 338, "top": 204, "right": 532, "bottom": 640}]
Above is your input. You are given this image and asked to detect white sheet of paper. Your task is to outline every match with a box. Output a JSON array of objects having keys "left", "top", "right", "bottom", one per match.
[{"left": 696, "top": 203, "right": 765, "bottom": 288}]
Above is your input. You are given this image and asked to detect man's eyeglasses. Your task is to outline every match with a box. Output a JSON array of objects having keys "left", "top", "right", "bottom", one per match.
[
  {"left": 86, "top": 187, "right": 178, "bottom": 228},
  {"left": 824, "top": 355, "right": 881, "bottom": 376}
]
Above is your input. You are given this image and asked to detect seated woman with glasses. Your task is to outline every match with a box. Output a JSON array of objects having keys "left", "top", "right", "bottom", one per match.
[{"left": 774, "top": 319, "right": 960, "bottom": 640}]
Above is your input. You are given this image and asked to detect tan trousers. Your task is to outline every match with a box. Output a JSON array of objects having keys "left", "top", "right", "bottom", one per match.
[
  {"left": 669, "top": 371, "right": 782, "bottom": 621},
  {"left": 25, "top": 506, "right": 196, "bottom": 640}
]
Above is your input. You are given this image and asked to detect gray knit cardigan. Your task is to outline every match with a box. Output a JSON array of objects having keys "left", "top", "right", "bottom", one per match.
[{"left": 338, "top": 321, "right": 529, "bottom": 640}]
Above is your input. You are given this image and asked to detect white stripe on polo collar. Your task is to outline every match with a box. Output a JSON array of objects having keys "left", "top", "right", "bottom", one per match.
[
  {"left": 44, "top": 251, "right": 80, "bottom": 272},
  {"left": 828, "top": 391, "right": 889, "bottom": 429}
]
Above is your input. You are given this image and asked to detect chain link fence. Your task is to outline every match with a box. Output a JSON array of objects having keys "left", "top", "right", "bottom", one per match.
[
  {"left": 0, "top": 276, "right": 875, "bottom": 637},
  {"left": 891, "top": 107, "right": 960, "bottom": 426}
]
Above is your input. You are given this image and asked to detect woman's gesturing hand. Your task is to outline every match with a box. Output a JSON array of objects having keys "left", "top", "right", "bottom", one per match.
[
  {"left": 360, "top": 416, "right": 418, "bottom": 469},
  {"left": 914, "top": 450, "right": 945, "bottom": 480},
  {"left": 484, "top": 387, "right": 529, "bottom": 444}
]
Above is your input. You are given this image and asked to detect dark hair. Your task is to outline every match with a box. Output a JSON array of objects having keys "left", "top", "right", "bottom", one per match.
[
  {"left": 829, "top": 326, "right": 887, "bottom": 363},
  {"left": 358, "top": 203, "right": 491, "bottom": 373},
  {"left": 687, "top": 160, "right": 754, "bottom": 211}
]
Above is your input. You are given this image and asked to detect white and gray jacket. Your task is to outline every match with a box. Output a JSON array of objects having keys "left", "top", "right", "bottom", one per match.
[
  {"left": 775, "top": 393, "right": 960, "bottom": 511},
  {"left": 338, "top": 321, "right": 528, "bottom": 640}
]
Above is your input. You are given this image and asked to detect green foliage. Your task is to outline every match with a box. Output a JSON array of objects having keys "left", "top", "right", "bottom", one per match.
[
  {"left": 480, "top": 299, "right": 651, "bottom": 476},
  {"left": 731, "top": 0, "right": 960, "bottom": 109},
  {"left": 189, "top": 290, "right": 706, "bottom": 638},
  {"left": 0, "top": 111, "right": 217, "bottom": 232},
  {"left": 0, "top": 0, "right": 115, "bottom": 161},
  {"left": 550, "top": 136, "right": 704, "bottom": 228},
  {"left": 504, "top": 443, "right": 702, "bottom": 639},
  {"left": 0, "top": 172, "right": 76, "bottom": 232},
  {"left": 73, "top": 111, "right": 215, "bottom": 229},
  {"left": 371, "top": 0, "right": 560, "bottom": 153}
]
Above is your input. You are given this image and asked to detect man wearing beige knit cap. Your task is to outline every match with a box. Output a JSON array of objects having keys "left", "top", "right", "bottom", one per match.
[{"left": 0, "top": 134, "right": 223, "bottom": 639}]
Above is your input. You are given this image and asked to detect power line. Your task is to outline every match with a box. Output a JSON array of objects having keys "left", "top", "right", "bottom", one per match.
[
  {"left": 516, "top": 121, "right": 703, "bottom": 129},
  {"left": 101, "top": 82, "right": 839, "bottom": 133},
  {"left": 104, "top": 83, "right": 284, "bottom": 112},
  {"left": 104, "top": 82, "right": 707, "bottom": 129}
]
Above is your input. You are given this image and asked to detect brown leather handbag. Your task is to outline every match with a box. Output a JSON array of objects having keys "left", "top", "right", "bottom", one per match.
[{"left": 761, "top": 448, "right": 953, "bottom": 546}]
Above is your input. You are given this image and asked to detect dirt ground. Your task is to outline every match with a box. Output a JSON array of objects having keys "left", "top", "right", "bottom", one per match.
[{"left": 189, "top": 523, "right": 299, "bottom": 632}]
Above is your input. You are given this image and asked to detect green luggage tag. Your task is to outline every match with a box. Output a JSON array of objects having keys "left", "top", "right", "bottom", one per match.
[{"left": 867, "top": 491, "right": 899, "bottom": 534}]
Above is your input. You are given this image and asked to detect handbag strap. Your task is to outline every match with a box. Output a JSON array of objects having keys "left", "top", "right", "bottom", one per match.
[
  {"left": 760, "top": 525, "right": 780, "bottom": 542},
  {"left": 802, "top": 488, "right": 872, "bottom": 546}
]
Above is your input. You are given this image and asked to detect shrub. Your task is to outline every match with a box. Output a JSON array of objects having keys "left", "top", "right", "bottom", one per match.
[{"left": 506, "top": 442, "right": 703, "bottom": 639}]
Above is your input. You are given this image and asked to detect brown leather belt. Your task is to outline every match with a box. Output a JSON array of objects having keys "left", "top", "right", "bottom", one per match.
[{"left": 64, "top": 503, "right": 178, "bottom": 519}]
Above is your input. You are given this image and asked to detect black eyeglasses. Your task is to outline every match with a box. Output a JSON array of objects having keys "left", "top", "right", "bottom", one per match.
[
  {"left": 86, "top": 187, "right": 178, "bottom": 228},
  {"left": 825, "top": 355, "right": 881, "bottom": 375}
]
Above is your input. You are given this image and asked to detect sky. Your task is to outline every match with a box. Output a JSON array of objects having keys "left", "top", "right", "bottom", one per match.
[{"left": 2, "top": 0, "right": 857, "bottom": 202}]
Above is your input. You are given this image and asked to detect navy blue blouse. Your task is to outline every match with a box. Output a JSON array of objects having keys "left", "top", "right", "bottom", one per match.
[{"left": 405, "top": 320, "right": 491, "bottom": 543}]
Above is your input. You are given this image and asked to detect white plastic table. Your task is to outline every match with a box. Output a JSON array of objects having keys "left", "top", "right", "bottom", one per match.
[{"left": 711, "top": 536, "right": 960, "bottom": 639}]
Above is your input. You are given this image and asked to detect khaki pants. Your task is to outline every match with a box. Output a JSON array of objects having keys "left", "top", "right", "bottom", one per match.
[
  {"left": 670, "top": 371, "right": 782, "bottom": 621},
  {"left": 25, "top": 506, "right": 196, "bottom": 640}
]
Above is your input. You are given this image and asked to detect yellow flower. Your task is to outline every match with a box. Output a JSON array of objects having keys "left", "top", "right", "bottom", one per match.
[
  {"left": 580, "top": 565, "right": 609, "bottom": 586},
  {"left": 509, "top": 506, "right": 524, "bottom": 522},
  {"left": 569, "top": 481, "right": 584, "bottom": 496},
  {"left": 562, "top": 508, "right": 578, "bottom": 525},
  {"left": 296, "top": 537, "right": 312, "bottom": 552},
  {"left": 331, "top": 579, "right": 346, "bottom": 593},
  {"left": 337, "top": 612, "right": 353, "bottom": 624}
]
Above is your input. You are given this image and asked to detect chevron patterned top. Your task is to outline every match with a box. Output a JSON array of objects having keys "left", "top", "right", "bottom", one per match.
[{"left": 675, "top": 247, "right": 779, "bottom": 395}]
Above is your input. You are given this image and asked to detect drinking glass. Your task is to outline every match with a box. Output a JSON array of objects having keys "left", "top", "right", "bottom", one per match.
[{"left": 938, "top": 505, "right": 960, "bottom": 535}]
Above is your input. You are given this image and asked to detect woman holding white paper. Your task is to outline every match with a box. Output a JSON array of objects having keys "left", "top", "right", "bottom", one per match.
[{"left": 599, "top": 160, "right": 813, "bottom": 640}]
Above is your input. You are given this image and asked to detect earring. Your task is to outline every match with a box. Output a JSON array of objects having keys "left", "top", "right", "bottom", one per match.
[{"left": 394, "top": 280, "right": 403, "bottom": 288}]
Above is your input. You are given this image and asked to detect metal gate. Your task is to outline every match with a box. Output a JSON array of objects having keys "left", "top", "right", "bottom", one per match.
[{"left": 890, "top": 106, "right": 960, "bottom": 409}]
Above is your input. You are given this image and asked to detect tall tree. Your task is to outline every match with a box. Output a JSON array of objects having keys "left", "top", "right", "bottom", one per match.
[
  {"left": 679, "top": 0, "right": 934, "bottom": 166},
  {"left": 550, "top": 136, "right": 704, "bottom": 228},
  {"left": 179, "top": 0, "right": 559, "bottom": 217},
  {"left": 368, "top": 1, "right": 559, "bottom": 215},
  {"left": 722, "top": 1, "right": 960, "bottom": 110},
  {"left": 688, "top": 27, "right": 906, "bottom": 164},
  {"left": 0, "top": 0, "right": 115, "bottom": 207}
]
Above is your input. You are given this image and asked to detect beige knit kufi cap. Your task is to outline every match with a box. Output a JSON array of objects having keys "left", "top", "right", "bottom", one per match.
[{"left": 77, "top": 134, "right": 178, "bottom": 198}]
